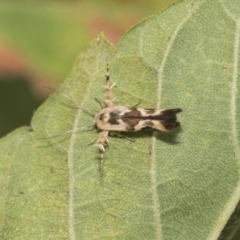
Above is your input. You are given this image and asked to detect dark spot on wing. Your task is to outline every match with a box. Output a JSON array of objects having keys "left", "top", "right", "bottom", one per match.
[
  {"left": 107, "top": 110, "right": 121, "bottom": 125},
  {"left": 122, "top": 108, "right": 141, "bottom": 130},
  {"left": 145, "top": 108, "right": 156, "bottom": 114},
  {"left": 123, "top": 108, "right": 142, "bottom": 118},
  {"left": 138, "top": 108, "right": 182, "bottom": 131},
  {"left": 160, "top": 108, "right": 182, "bottom": 131},
  {"left": 108, "top": 118, "right": 120, "bottom": 125},
  {"left": 99, "top": 113, "right": 104, "bottom": 121}
]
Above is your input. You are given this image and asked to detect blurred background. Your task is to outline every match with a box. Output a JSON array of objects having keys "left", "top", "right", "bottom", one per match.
[{"left": 0, "top": 0, "right": 177, "bottom": 138}]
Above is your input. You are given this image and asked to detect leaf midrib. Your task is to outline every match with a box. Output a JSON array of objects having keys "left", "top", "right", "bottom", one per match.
[{"left": 231, "top": 18, "right": 240, "bottom": 163}]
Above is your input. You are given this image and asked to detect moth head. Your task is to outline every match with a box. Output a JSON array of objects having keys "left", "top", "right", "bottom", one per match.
[{"left": 94, "top": 108, "right": 111, "bottom": 126}]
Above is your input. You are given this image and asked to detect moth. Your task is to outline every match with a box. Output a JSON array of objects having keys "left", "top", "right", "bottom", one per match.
[{"left": 94, "top": 64, "right": 182, "bottom": 168}]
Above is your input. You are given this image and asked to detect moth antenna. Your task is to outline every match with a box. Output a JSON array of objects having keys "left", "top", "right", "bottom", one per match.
[
  {"left": 94, "top": 97, "right": 106, "bottom": 109},
  {"left": 39, "top": 125, "right": 95, "bottom": 140},
  {"left": 78, "top": 106, "right": 97, "bottom": 117},
  {"left": 44, "top": 86, "right": 77, "bottom": 106},
  {"left": 110, "top": 83, "right": 116, "bottom": 89},
  {"left": 44, "top": 86, "right": 97, "bottom": 116},
  {"left": 109, "top": 132, "right": 134, "bottom": 142},
  {"left": 131, "top": 98, "right": 142, "bottom": 108},
  {"left": 105, "top": 62, "right": 114, "bottom": 108},
  {"left": 87, "top": 137, "right": 98, "bottom": 146}
]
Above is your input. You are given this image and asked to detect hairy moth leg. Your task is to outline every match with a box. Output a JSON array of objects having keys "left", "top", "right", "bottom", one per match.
[
  {"left": 104, "top": 63, "right": 115, "bottom": 108},
  {"left": 109, "top": 131, "right": 134, "bottom": 142},
  {"left": 95, "top": 130, "right": 109, "bottom": 169},
  {"left": 94, "top": 63, "right": 115, "bottom": 168}
]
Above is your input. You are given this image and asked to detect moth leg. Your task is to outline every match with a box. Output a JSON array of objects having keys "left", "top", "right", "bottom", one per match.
[
  {"left": 104, "top": 62, "right": 115, "bottom": 108},
  {"left": 95, "top": 130, "right": 109, "bottom": 169},
  {"left": 130, "top": 98, "right": 142, "bottom": 108},
  {"left": 109, "top": 131, "right": 135, "bottom": 142}
]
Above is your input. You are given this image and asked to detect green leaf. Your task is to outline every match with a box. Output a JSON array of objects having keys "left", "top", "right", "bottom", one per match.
[{"left": 1, "top": 0, "right": 240, "bottom": 239}]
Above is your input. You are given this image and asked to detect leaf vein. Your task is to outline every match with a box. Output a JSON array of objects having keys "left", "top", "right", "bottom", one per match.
[{"left": 230, "top": 18, "right": 240, "bottom": 164}]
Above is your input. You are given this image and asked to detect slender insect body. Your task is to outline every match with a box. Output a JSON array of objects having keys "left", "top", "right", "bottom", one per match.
[{"left": 94, "top": 106, "right": 181, "bottom": 132}]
